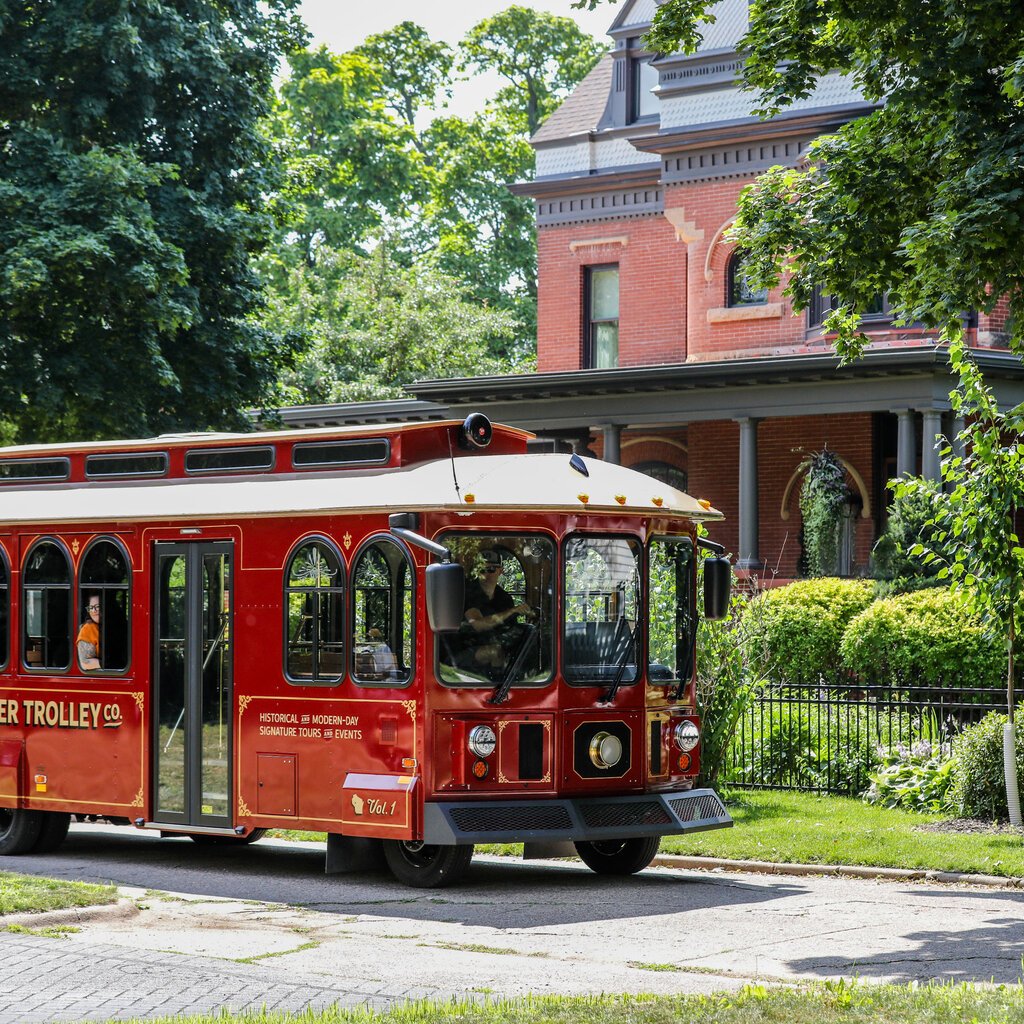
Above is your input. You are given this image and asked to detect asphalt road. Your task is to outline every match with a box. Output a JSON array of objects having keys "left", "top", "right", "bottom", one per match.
[{"left": 3, "top": 823, "right": 1024, "bottom": 1023}]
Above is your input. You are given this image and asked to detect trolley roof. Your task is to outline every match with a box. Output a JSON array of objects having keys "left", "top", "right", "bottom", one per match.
[{"left": 0, "top": 452, "right": 722, "bottom": 525}]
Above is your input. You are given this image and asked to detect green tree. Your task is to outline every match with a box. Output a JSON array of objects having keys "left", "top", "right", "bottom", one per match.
[
  {"left": 462, "top": 5, "right": 606, "bottom": 136},
  {"left": 268, "top": 241, "right": 527, "bottom": 406},
  {"left": 270, "top": 46, "right": 425, "bottom": 265},
  {"left": 0, "top": 0, "right": 306, "bottom": 442},
  {"left": 355, "top": 22, "right": 454, "bottom": 132}
]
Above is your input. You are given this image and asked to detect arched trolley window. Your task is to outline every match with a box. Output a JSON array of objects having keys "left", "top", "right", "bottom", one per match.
[
  {"left": 284, "top": 538, "right": 345, "bottom": 685},
  {"left": 77, "top": 539, "right": 131, "bottom": 673},
  {"left": 351, "top": 537, "right": 414, "bottom": 687},
  {"left": 0, "top": 546, "right": 8, "bottom": 669},
  {"left": 23, "top": 540, "right": 72, "bottom": 671}
]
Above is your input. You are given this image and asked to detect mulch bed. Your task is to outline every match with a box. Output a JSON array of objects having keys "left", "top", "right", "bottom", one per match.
[{"left": 915, "top": 818, "right": 1024, "bottom": 836}]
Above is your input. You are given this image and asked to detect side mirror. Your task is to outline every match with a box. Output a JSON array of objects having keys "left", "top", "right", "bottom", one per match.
[
  {"left": 703, "top": 556, "right": 732, "bottom": 621},
  {"left": 425, "top": 562, "right": 465, "bottom": 632}
]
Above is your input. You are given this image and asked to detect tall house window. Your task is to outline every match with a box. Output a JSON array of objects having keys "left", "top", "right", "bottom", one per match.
[
  {"left": 727, "top": 251, "right": 768, "bottom": 307},
  {"left": 628, "top": 40, "right": 659, "bottom": 121},
  {"left": 586, "top": 266, "right": 619, "bottom": 369}
]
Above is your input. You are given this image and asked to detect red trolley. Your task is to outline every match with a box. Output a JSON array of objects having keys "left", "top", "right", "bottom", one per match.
[{"left": 0, "top": 415, "right": 732, "bottom": 886}]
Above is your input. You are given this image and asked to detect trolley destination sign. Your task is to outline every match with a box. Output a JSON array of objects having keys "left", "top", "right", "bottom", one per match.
[{"left": 0, "top": 415, "right": 733, "bottom": 886}]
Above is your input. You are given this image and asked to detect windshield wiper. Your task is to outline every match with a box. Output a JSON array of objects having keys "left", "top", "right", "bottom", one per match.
[
  {"left": 601, "top": 622, "right": 637, "bottom": 704},
  {"left": 489, "top": 624, "right": 539, "bottom": 705}
]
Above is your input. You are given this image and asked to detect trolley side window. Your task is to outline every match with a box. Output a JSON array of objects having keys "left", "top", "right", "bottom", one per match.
[
  {"left": 563, "top": 535, "right": 642, "bottom": 686},
  {"left": 351, "top": 538, "right": 413, "bottom": 687},
  {"left": 77, "top": 539, "right": 131, "bottom": 673},
  {"left": 0, "top": 549, "right": 8, "bottom": 669},
  {"left": 648, "top": 536, "right": 695, "bottom": 683},
  {"left": 23, "top": 540, "right": 72, "bottom": 671},
  {"left": 436, "top": 533, "right": 556, "bottom": 689},
  {"left": 284, "top": 539, "right": 344, "bottom": 685}
]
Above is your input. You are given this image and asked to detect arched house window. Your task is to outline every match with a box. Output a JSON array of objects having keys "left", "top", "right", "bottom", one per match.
[
  {"left": 726, "top": 250, "right": 768, "bottom": 307},
  {"left": 351, "top": 538, "right": 413, "bottom": 686},
  {"left": 284, "top": 538, "right": 345, "bottom": 684},
  {"left": 78, "top": 539, "right": 131, "bottom": 673},
  {"left": 23, "top": 539, "right": 72, "bottom": 670}
]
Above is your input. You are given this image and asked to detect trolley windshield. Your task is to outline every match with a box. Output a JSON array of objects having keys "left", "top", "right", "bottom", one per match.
[{"left": 436, "top": 533, "right": 555, "bottom": 688}]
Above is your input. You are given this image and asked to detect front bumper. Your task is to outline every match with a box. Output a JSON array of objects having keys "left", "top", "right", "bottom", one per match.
[{"left": 422, "top": 788, "right": 731, "bottom": 845}]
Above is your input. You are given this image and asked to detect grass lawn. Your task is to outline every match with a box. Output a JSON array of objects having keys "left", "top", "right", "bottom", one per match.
[
  {"left": 104, "top": 984, "right": 1024, "bottom": 1024},
  {"left": 660, "top": 789, "right": 1024, "bottom": 877},
  {"left": 0, "top": 870, "right": 117, "bottom": 916}
]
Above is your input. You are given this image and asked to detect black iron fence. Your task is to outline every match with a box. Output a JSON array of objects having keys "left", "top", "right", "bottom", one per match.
[{"left": 720, "top": 680, "right": 1008, "bottom": 795}]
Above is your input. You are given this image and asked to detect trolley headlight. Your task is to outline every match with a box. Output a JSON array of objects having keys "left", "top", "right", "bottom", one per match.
[
  {"left": 467, "top": 725, "right": 497, "bottom": 759},
  {"left": 674, "top": 720, "right": 700, "bottom": 752},
  {"left": 589, "top": 731, "right": 623, "bottom": 769}
]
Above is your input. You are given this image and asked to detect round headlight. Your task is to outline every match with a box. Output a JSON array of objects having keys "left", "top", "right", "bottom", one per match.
[
  {"left": 589, "top": 731, "right": 623, "bottom": 769},
  {"left": 468, "top": 724, "right": 497, "bottom": 758},
  {"left": 674, "top": 720, "right": 700, "bottom": 752}
]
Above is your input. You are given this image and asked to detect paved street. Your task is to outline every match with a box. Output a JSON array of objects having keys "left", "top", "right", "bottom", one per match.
[{"left": 2, "top": 823, "right": 1023, "bottom": 1023}]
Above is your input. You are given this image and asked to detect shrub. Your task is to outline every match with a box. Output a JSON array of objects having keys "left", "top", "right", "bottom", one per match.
[
  {"left": 741, "top": 578, "right": 874, "bottom": 684},
  {"left": 840, "top": 588, "right": 1004, "bottom": 688},
  {"left": 864, "top": 741, "right": 954, "bottom": 813},
  {"left": 728, "top": 699, "right": 881, "bottom": 792},
  {"left": 947, "top": 710, "right": 1024, "bottom": 820},
  {"left": 871, "top": 486, "right": 950, "bottom": 593}
]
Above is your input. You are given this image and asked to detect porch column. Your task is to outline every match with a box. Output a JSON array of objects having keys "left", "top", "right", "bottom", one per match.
[
  {"left": 736, "top": 417, "right": 762, "bottom": 570},
  {"left": 896, "top": 409, "right": 917, "bottom": 477},
  {"left": 601, "top": 423, "right": 622, "bottom": 465},
  {"left": 920, "top": 409, "right": 943, "bottom": 482},
  {"left": 949, "top": 416, "right": 967, "bottom": 465}
]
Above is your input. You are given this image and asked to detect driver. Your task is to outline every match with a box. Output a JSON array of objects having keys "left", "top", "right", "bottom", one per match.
[{"left": 463, "top": 550, "right": 533, "bottom": 671}]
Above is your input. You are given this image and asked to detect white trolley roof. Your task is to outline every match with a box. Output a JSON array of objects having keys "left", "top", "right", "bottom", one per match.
[{"left": 0, "top": 453, "right": 722, "bottom": 526}]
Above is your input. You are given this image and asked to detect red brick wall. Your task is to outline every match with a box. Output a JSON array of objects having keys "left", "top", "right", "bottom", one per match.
[{"left": 536, "top": 216, "right": 686, "bottom": 371}]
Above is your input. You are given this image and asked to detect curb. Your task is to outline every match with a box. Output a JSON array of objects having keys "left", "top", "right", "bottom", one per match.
[
  {"left": 3, "top": 897, "right": 140, "bottom": 929},
  {"left": 654, "top": 854, "right": 1024, "bottom": 888}
]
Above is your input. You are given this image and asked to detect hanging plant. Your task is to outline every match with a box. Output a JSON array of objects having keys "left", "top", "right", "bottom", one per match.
[{"left": 799, "top": 449, "right": 850, "bottom": 577}]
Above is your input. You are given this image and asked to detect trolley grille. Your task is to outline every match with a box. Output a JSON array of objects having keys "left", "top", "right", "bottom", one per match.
[
  {"left": 580, "top": 800, "right": 671, "bottom": 829},
  {"left": 449, "top": 804, "right": 573, "bottom": 833},
  {"left": 669, "top": 793, "right": 726, "bottom": 823}
]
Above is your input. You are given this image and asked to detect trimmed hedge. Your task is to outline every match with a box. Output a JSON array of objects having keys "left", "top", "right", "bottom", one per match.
[
  {"left": 947, "top": 710, "right": 1024, "bottom": 820},
  {"left": 741, "top": 578, "right": 874, "bottom": 684},
  {"left": 839, "top": 588, "right": 1004, "bottom": 688}
]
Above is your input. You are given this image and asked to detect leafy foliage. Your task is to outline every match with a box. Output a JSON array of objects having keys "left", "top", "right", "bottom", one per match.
[
  {"left": 0, "top": 0, "right": 306, "bottom": 442},
  {"left": 265, "top": 9, "right": 604, "bottom": 395},
  {"left": 948, "top": 709, "right": 1024, "bottom": 820},
  {"left": 864, "top": 741, "right": 954, "bottom": 814},
  {"left": 694, "top": 577, "right": 756, "bottom": 786},
  {"left": 460, "top": 6, "right": 606, "bottom": 137},
  {"left": 798, "top": 450, "right": 850, "bottom": 577},
  {"left": 268, "top": 242, "right": 525, "bottom": 406},
  {"left": 741, "top": 578, "right": 873, "bottom": 684},
  {"left": 871, "top": 488, "right": 949, "bottom": 593},
  {"left": 839, "top": 588, "right": 1005, "bottom": 689}
]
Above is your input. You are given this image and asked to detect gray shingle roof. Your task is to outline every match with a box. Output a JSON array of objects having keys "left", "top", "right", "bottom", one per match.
[{"left": 531, "top": 52, "right": 613, "bottom": 145}]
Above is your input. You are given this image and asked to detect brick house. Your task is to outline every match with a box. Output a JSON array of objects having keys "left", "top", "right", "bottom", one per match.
[{"left": 283, "top": 0, "right": 1024, "bottom": 580}]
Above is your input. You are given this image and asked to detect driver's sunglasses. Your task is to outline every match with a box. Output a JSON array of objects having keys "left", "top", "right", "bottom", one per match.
[{"left": 484, "top": 565, "right": 500, "bottom": 573}]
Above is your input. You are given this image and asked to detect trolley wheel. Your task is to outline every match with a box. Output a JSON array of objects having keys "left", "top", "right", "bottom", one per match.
[
  {"left": 574, "top": 836, "right": 661, "bottom": 876},
  {"left": 189, "top": 828, "right": 268, "bottom": 846},
  {"left": 0, "top": 808, "right": 43, "bottom": 855},
  {"left": 33, "top": 812, "right": 71, "bottom": 854},
  {"left": 382, "top": 840, "right": 473, "bottom": 888}
]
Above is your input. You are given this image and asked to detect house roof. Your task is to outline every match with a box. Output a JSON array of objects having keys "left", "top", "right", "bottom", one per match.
[{"left": 532, "top": 52, "right": 614, "bottom": 145}]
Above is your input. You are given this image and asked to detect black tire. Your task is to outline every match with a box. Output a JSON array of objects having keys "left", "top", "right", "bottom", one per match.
[
  {"left": 0, "top": 809, "right": 43, "bottom": 855},
  {"left": 574, "top": 836, "right": 661, "bottom": 875},
  {"left": 33, "top": 812, "right": 71, "bottom": 854},
  {"left": 189, "top": 828, "right": 267, "bottom": 846},
  {"left": 382, "top": 840, "right": 473, "bottom": 888}
]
